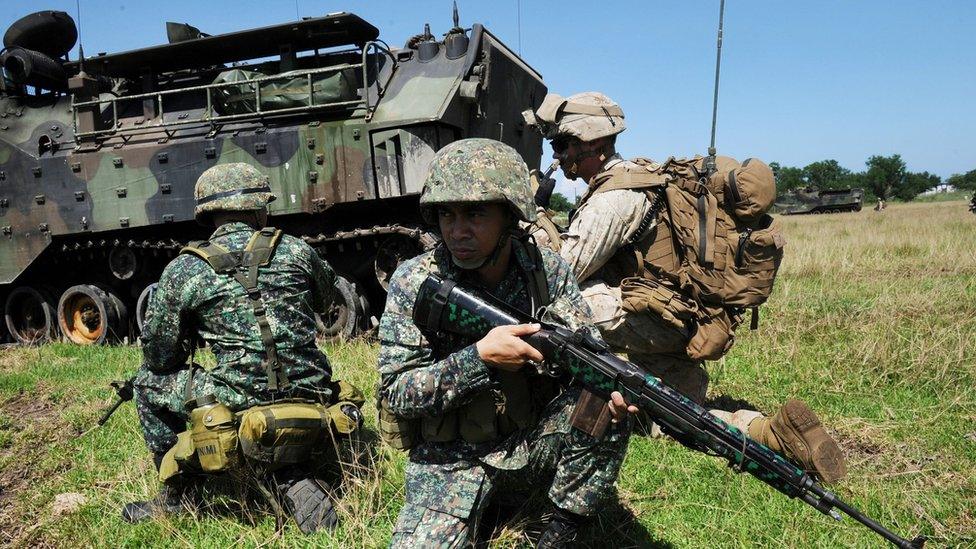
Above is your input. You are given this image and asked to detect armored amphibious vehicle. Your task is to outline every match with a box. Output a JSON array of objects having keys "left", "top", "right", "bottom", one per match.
[
  {"left": 0, "top": 9, "right": 546, "bottom": 344},
  {"left": 774, "top": 187, "right": 864, "bottom": 215}
]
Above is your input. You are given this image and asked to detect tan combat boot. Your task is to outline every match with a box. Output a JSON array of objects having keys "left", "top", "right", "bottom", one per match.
[{"left": 748, "top": 400, "right": 847, "bottom": 483}]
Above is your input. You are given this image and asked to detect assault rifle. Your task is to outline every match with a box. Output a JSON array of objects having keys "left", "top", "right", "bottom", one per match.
[{"left": 413, "top": 274, "right": 925, "bottom": 548}]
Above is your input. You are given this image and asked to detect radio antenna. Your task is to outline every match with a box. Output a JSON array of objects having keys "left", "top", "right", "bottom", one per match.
[
  {"left": 75, "top": 0, "right": 83, "bottom": 61},
  {"left": 705, "top": 0, "right": 726, "bottom": 175}
]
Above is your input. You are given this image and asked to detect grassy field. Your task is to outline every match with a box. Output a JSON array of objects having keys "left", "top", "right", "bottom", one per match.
[{"left": 1, "top": 200, "right": 974, "bottom": 548}]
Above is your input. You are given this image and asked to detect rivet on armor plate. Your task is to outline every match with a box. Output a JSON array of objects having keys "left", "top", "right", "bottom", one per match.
[
  {"left": 0, "top": 198, "right": 7, "bottom": 207},
  {"left": 34, "top": 195, "right": 45, "bottom": 204},
  {"left": 315, "top": 154, "right": 324, "bottom": 165},
  {"left": 157, "top": 152, "right": 168, "bottom": 163},
  {"left": 113, "top": 157, "right": 123, "bottom": 167},
  {"left": 255, "top": 142, "right": 267, "bottom": 154},
  {"left": 71, "top": 162, "right": 81, "bottom": 172},
  {"left": 2, "top": 226, "right": 10, "bottom": 235},
  {"left": 74, "top": 191, "right": 85, "bottom": 201},
  {"left": 309, "top": 171, "right": 318, "bottom": 183},
  {"left": 116, "top": 187, "right": 127, "bottom": 198},
  {"left": 119, "top": 217, "right": 130, "bottom": 227},
  {"left": 162, "top": 214, "right": 174, "bottom": 223},
  {"left": 32, "top": 167, "right": 42, "bottom": 177},
  {"left": 38, "top": 223, "right": 49, "bottom": 232},
  {"left": 161, "top": 184, "right": 172, "bottom": 194},
  {"left": 352, "top": 128, "right": 361, "bottom": 140},
  {"left": 306, "top": 137, "right": 315, "bottom": 148},
  {"left": 204, "top": 146, "right": 216, "bottom": 158}
]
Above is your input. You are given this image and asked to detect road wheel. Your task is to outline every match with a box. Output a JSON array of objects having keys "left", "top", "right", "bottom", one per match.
[
  {"left": 57, "top": 284, "right": 128, "bottom": 345},
  {"left": 4, "top": 286, "right": 58, "bottom": 344},
  {"left": 316, "top": 275, "right": 367, "bottom": 341},
  {"left": 135, "top": 283, "right": 158, "bottom": 333}
]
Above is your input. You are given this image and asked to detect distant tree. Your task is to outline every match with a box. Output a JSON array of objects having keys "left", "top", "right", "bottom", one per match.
[
  {"left": 803, "top": 160, "right": 851, "bottom": 190},
  {"left": 896, "top": 171, "right": 941, "bottom": 201},
  {"left": 769, "top": 162, "right": 805, "bottom": 194},
  {"left": 863, "top": 154, "right": 907, "bottom": 201},
  {"left": 947, "top": 169, "right": 976, "bottom": 191},
  {"left": 548, "top": 192, "right": 573, "bottom": 212}
]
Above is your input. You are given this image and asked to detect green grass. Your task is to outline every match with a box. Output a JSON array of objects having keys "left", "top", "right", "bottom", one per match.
[{"left": 1, "top": 200, "right": 974, "bottom": 547}]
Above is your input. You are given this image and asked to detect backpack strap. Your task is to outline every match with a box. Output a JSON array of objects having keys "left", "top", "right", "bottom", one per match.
[{"left": 180, "top": 227, "right": 288, "bottom": 392}]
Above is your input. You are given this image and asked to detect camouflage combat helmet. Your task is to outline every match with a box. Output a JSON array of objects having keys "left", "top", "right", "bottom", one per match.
[
  {"left": 194, "top": 162, "right": 277, "bottom": 220},
  {"left": 523, "top": 91, "right": 626, "bottom": 142},
  {"left": 420, "top": 138, "right": 536, "bottom": 224}
]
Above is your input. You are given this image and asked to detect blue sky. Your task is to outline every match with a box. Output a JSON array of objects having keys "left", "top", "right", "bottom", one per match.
[{"left": 3, "top": 1, "right": 973, "bottom": 198}]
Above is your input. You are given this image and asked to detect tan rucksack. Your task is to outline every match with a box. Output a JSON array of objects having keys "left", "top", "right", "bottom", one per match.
[{"left": 612, "top": 155, "right": 785, "bottom": 360}]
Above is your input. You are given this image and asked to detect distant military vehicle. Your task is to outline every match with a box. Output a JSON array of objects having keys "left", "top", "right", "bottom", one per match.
[
  {"left": 0, "top": 9, "right": 546, "bottom": 344},
  {"left": 773, "top": 187, "right": 864, "bottom": 215}
]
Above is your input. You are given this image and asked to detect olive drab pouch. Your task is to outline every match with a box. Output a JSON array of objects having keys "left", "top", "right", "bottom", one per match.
[
  {"left": 619, "top": 276, "right": 700, "bottom": 331},
  {"left": 158, "top": 431, "right": 198, "bottom": 482},
  {"left": 189, "top": 402, "right": 239, "bottom": 473},
  {"left": 237, "top": 402, "right": 330, "bottom": 469},
  {"left": 377, "top": 396, "right": 419, "bottom": 450}
]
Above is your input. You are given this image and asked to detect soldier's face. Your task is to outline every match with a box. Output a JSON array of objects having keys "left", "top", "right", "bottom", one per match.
[{"left": 437, "top": 202, "right": 509, "bottom": 266}]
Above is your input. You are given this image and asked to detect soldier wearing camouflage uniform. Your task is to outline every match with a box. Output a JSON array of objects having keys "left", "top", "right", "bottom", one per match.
[
  {"left": 124, "top": 163, "right": 341, "bottom": 528},
  {"left": 523, "top": 92, "right": 847, "bottom": 483},
  {"left": 378, "top": 138, "right": 636, "bottom": 547}
]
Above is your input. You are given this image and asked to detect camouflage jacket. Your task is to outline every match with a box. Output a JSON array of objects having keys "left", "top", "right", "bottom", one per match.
[
  {"left": 141, "top": 221, "right": 336, "bottom": 403},
  {"left": 377, "top": 238, "right": 600, "bottom": 467}
]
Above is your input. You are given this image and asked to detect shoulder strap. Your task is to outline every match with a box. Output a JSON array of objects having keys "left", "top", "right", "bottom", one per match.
[
  {"left": 589, "top": 158, "right": 668, "bottom": 196},
  {"left": 180, "top": 240, "right": 238, "bottom": 273}
]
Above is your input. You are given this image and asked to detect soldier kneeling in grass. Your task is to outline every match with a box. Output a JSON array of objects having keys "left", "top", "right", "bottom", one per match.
[{"left": 125, "top": 163, "right": 364, "bottom": 533}]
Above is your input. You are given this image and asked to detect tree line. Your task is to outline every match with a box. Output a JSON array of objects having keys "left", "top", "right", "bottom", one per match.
[
  {"left": 545, "top": 156, "right": 976, "bottom": 212},
  {"left": 770, "top": 155, "right": 976, "bottom": 201}
]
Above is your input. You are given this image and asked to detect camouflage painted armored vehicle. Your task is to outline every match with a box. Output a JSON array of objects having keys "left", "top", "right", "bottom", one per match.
[
  {"left": 773, "top": 187, "right": 864, "bottom": 215},
  {"left": 0, "top": 9, "right": 546, "bottom": 344}
]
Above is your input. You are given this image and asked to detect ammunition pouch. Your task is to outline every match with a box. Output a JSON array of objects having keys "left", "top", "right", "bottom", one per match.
[
  {"left": 686, "top": 305, "right": 743, "bottom": 361},
  {"left": 237, "top": 402, "right": 331, "bottom": 468},
  {"left": 620, "top": 276, "right": 700, "bottom": 331},
  {"left": 379, "top": 372, "right": 558, "bottom": 450}
]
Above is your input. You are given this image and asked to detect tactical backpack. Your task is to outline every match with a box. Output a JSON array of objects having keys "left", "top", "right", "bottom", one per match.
[{"left": 594, "top": 156, "right": 785, "bottom": 361}]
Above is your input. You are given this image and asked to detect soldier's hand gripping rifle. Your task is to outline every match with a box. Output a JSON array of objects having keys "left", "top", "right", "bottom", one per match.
[{"left": 413, "top": 274, "right": 925, "bottom": 549}]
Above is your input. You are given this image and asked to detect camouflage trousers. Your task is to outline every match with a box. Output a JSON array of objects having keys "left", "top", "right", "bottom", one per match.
[
  {"left": 390, "top": 386, "right": 631, "bottom": 548},
  {"left": 580, "top": 279, "right": 762, "bottom": 433}
]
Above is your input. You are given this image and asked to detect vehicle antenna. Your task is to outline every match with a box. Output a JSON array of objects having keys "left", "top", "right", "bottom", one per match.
[
  {"left": 516, "top": 0, "right": 522, "bottom": 56},
  {"left": 75, "top": 0, "right": 83, "bottom": 63},
  {"left": 705, "top": 0, "right": 726, "bottom": 176},
  {"left": 453, "top": 1, "right": 460, "bottom": 29}
]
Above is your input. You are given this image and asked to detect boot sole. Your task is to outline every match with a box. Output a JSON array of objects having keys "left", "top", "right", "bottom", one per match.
[
  {"left": 284, "top": 478, "right": 339, "bottom": 534},
  {"left": 783, "top": 400, "right": 848, "bottom": 483}
]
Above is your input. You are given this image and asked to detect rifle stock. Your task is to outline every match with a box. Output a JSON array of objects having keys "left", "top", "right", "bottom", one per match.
[{"left": 413, "top": 273, "right": 924, "bottom": 548}]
